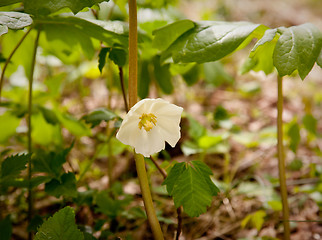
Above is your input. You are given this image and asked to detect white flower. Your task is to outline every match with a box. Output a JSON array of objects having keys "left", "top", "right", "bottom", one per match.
[{"left": 116, "top": 98, "right": 183, "bottom": 157}]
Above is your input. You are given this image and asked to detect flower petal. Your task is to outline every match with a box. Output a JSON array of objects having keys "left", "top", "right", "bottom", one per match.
[
  {"left": 134, "top": 128, "right": 165, "bottom": 157},
  {"left": 156, "top": 117, "right": 181, "bottom": 147}
]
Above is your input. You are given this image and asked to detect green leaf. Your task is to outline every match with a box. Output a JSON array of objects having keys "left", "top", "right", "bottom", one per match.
[
  {"left": 204, "top": 61, "right": 234, "bottom": 87},
  {"left": 0, "top": 112, "right": 21, "bottom": 143},
  {"left": 302, "top": 113, "right": 317, "bottom": 135},
  {"left": 162, "top": 21, "right": 264, "bottom": 63},
  {"left": 152, "top": 19, "right": 195, "bottom": 51},
  {"left": 34, "top": 206, "right": 84, "bottom": 240},
  {"left": 0, "top": 215, "right": 12, "bottom": 240},
  {"left": 241, "top": 210, "right": 266, "bottom": 231},
  {"left": 162, "top": 162, "right": 186, "bottom": 195},
  {"left": 163, "top": 161, "right": 219, "bottom": 217},
  {"left": 24, "top": 0, "right": 107, "bottom": 16},
  {"left": 0, "top": 153, "right": 30, "bottom": 180},
  {"left": 273, "top": 24, "right": 322, "bottom": 80},
  {"left": 153, "top": 55, "right": 173, "bottom": 94},
  {"left": 0, "top": 11, "right": 33, "bottom": 36},
  {"left": 317, "top": 49, "right": 322, "bottom": 68},
  {"left": 109, "top": 48, "right": 127, "bottom": 67},
  {"left": 138, "top": 60, "right": 151, "bottom": 98},
  {"left": 186, "top": 115, "right": 207, "bottom": 140},
  {"left": 241, "top": 29, "right": 278, "bottom": 75},
  {"left": 58, "top": 113, "right": 91, "bottom": 137},
  {"left": 287, "top": 121, "right": 300, "bottom": 153},
  {"left": 38, "top": 106, "right": 59, "bottom": 125},
  {"left": 82, "top": 108, "right": 118, "bottom": 128},
  {"left": 45, "top": 172, "right": 77, "bottom": 198},
  {"left": 98, "top": 47, "right": 109, "bottom": 73},
  {"left": 0, "top": 0, "right": 21, "bottom": 7}
]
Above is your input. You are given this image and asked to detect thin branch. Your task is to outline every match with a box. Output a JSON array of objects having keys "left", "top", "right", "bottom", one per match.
[
  {"left": 0, "top": 28, "right": 32, "bottom": 104},
  {"left": 150, "top": 155, "right": 167, "bottom": 179}
]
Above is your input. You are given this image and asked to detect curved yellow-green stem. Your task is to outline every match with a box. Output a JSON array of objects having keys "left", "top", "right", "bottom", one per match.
[
  {"left": 277, "top": 75, "right": 290, "bottom": 240},
  {"left": 128, "top": 0, "right": 163, "bottom": 239}
]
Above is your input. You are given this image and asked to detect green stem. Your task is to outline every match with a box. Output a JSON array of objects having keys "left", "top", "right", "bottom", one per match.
[
  {"left": 135, "top": 154, "right": 164, "bottom": 240},
  {"left": 27, "top": 29, "right": 40, "bottom": 240},
  {"left": 277, "top": 75, "right": 290, "bottom": 240},
  {"left": 0, "top": 28, "right": 32, "bottom": 104},
  {"left": 128, "top": 0, "right": 163, "bottom": 239}
]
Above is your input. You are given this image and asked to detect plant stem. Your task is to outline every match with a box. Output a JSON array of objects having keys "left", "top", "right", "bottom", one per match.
[
  {"left": 135, "top": 154, "right": 164, "bottom": 240},
  {"left": 150, "top": 155, "right": 167, "bottom": 179},
  {"left": 0, "top": 28, "right": 32, "bottom": 104},
  {"left": 27, "top": 28, "right": 40, "bottom": 240},
  {"left": 128, "top": 0, "right": 163, "bottom": 239},
  {"left": 128, "top": 0, "right": 137, "bottom": 109},
  {"left": 277, "top": 75, "right": 290, "bottom": 240}
]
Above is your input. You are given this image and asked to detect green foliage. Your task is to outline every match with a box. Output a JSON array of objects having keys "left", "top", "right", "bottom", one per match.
[
  {"left": 154, "top": 21, "right": 266, "bottom": 63},
  {"left": 302, "top": 113, "right": 317, "bottom": 135},
  {"left": 0, "top": 153, "right": 30, "bottom": 181},
  {"left": 0, "top": 11, "right": 32, "bottom": 36},
  {"left": 287, "top": 120, "right": 300, "bottom": 153},
  {"left": 24, "top": 0, "right": 107, "bottom": 16},
  {"left": 273, "top": 24, "right": 322, "bottom": 80},
  {"left": 203, "top": 61, "right": 234, "bottom": 87},
  {"left": 82, "top": 108, "right": 118, "bottom": 128},
  {"left": 34, "top": 206, "right": 84, "bottom": 240},
  {"left": 163, "top": 160, "right": 219, "bottom": 217},
  {"left": 153, "top": 55, "right": 173, "bottom": 94},
  {"left": 45, "top": 172, "right": 77, "bottom": 198},
  {"left": 241, "top": 210, "right": 266, "bottom": 231},
  {"left": 0, "top": 215, "right": 12, "bottom": 240}
]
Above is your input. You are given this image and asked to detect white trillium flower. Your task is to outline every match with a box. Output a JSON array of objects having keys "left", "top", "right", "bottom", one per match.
[{"left": 116, "top": 98, "right": 183, "bottom": 157}]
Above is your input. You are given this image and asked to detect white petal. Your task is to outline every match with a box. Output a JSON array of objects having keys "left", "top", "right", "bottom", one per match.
[
  {"left": 134, "top": 128, "right": 165, "bottom": 157},
  {"left": 156, "top": 117, "right": 181, "bottom": 147}
]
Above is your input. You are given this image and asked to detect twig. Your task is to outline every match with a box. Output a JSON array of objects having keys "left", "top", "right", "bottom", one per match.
[
  {"left": 118, "top": 66, "right": 128, "bottom": 112},
  {"left": 150, "top": 155, "right": 167, "bottom": 179}
]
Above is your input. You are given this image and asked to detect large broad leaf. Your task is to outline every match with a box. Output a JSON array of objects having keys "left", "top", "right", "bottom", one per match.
[
  {"left": 34, "top": 206, "right": 84, "bottom": 240},
  {"left": 273, "top": 23, "right": 322, "bottom": 80},
  {"left": 163, "top": 161, "right": 219, "bottom": 217},
  {"left": 317, "top": 49, "right": 322, "bottom": 68},
  {"left": 0, "top": 0, "right": 21, "bottom": 7},
  {"left": 24, "top": 0, "right": 107, "bottom": 16},
  {"left": 0, "top": 11, "right": 33, "bottom": 36},
  {"left": 153, "top": 55, "right": 173, "bottom": 94},
  {"left": 157, "top": 21, "right": 265, "bottom": 64}
]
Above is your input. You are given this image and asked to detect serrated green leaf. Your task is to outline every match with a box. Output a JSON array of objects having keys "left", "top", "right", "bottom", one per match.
[
  {"left": 163, "top": 21, "right": 264, "bottom": 64},
  {"left": 98, "top": 47, "right": 109, "bottom": 73},
  {"left": 302, "top": 113, "right": 317, "bottom": 135},
  {"left": 287, "top": 121, "right": 300, "bottom": 153},
  {"left": 24, "top": 0, "right": 107, "bottom": 16},
  {"left": 45, "top": 172, "right": 77, "bottom": 198},
  {"left": 82, "top": 108, "right": 118, "bottom": 128},
  {"left": 153, "top": 55, "right": 173, "bottom": 94},
  {"left": 191, "top": 161, "right": 220, "bottom": 196},
  {"left": 34, "top": 206, "right": 84, "bottom": 240},
  {"left": 172, "top": 162, "right": 214, "bottom": 217},
  {"left": 109, "top": 48, "right": 127, "bottom": 67},
  {"left": 0, "top": 215, "right": 12, "bottom": 240},
  {"left": 0, "top": 112, "right": 21, "bottom": 143},
  {"left": 0, "top": 12, "right": 32, "bottom": 36},
  {"left": 152, "top": 19, "right": 195, "bottom": 51},
  {"left": 0, "top": 153, "right": 30, "bottom": 179},
  {"left": 162, "top": 162, "right": 186, "bottom": 195},
  {"left": 273, "top": 23, "right": 322, "bottom": 80}
]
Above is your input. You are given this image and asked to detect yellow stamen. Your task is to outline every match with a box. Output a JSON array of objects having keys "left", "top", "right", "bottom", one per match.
[{"left": 138, "top": 113, "right": 157, "bottom": 132}]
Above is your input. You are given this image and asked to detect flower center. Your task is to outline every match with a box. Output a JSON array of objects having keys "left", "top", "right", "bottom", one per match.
[{"left": 138, "top": 113, "right": 157, "bottom": 132}]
